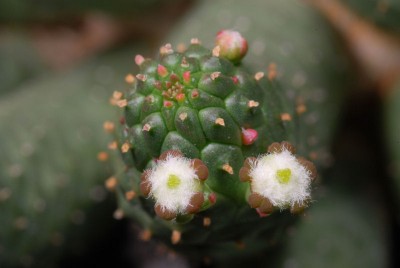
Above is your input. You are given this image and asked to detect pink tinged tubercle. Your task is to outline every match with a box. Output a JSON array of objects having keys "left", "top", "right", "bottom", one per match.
[
  {"left": 157, "top": 64, "right": 168, "bottom": 77},
  {"left": 241, "top": 128, "right": 258, "bottom": 145},
  {"left": 208, "top": 193, "right": 217, "bottom": 204},
  {"left": 183, "top": 71, "right": 191, "bottom": 84},
  {"left": 163, "top": 100, "right": 173, "bottom": 108},
  {"left": 176, "top": 93, "right": 185, "bottom": 102},
  {"left": 231, "top": 76, "right": 239, "bottom": 84}
]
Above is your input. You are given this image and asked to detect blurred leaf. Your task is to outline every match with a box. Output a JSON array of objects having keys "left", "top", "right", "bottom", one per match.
[
  {"left": 0, "top": 31, "right": 46, "bottom": 97},
  {"left": 343, "top": 0, "right": 400, "bottom": 34},
  {"left": 0, "top": 0, "right": 191, "bottom": 22},
  {"left": 0, "top": 44, "right": 150, "bottom": 267}
]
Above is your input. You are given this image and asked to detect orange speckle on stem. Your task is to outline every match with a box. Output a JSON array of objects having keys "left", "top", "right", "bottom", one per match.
[
  {"left": 280, "top": 113, "right": 292, "bottom": 121},
  {"left": 203, "top": 217, "right": 211, "bottom": 227},
  {"left": 215, "top": 118, "right": 225, "bottom": 126},
  {"left": 222, "top": 163, "right": 234, "bottom": 174},
  {"left": 117, "top": 99, "right": 128, "bottom": 108},
  {"left": 139, "top": 229, "right": 152, "bottom": 241},
  {"left": 248, "top": 100, "right": 259, "bottom": 108},
  {"left": 113, "top": 91, "right": 123, "bottom": 100},
  {"left": 254, "top": 72, "right": 264, "bottom": 80},
  {"left": 97, "top": 152, "right": 109, "bottom": 161},
  {"left": 121, "top": 142, "right": 130, "bottom": 153},
  {"left": 268, "top": 63, "right": 278, "bottom": 80},
  {"left": 105, "top": 176, "right": 118, "bottom": 191},
  {"left": 171, "top": 230, "right": 181, "bottom": 245},
  {"left": 108, "top": 141, "right": 118, "bottom": 150},
  {"left": 125, "top": 191, "right": 136, "bottom": 201},
  {"left": 103, "top": 121, "right": 115, "bottom": 133},
  {"left": 210, "top": 72, "right": 221, "bottom": 80},
  {"left": 142, "top": 124, "right": 151, "bottom": 132},
  {"left": 125, "top": 74, "right": 135, "bottom": 84},
  {"left": 179, "top": 112, "right": 188, "bottom": 121}
]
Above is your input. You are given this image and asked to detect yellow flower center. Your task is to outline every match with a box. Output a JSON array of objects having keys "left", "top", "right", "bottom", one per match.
[
  {"left": 167, "top": 174, "right": 181, "bottom": 189},
  {"left": 276, "top": 168, "right": 291, "bottom": 184}
]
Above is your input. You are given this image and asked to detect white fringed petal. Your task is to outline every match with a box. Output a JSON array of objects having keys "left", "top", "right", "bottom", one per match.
[
  {"left": 148, "top": 153, "right": 200, "bottom": 213},
  {"left": 249, "top": 149, "right": 312, "bottom": 209}
]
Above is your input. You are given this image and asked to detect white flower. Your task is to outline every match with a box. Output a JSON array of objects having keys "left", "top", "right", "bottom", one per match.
[
  {"left": 147, "top": 152, "right": 202, "bottom": 214},
  {"left": 249, "top": 149, "right": 312, "bottom": 209}
]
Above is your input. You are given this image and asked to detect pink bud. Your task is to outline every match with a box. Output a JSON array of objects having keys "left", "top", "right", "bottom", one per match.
[
  {"left": 157, "top": 64, "right": 168, "bottom": 77},
  {"left": 215, "top": 30, "right": 248, "bottom": 63},
  {"left": 231, "top": 76, "right": 239, "bottom": 84},
  {"left": 241, "top": 128, "right": 258, "bottom": 145},
  {"left": 163, "top": 101, "right": 173, "bottom": 108},
  {"left": 176, "top": 93, "right": 185, "bottom": 102},
  {"left": 183, "top": 71, "right": 191, "bottom": 84},
  {"left": 208, "top": 193, "right": 217, "bottom": 204},
  {"left": 135, "top": 54, "right": 145, "bottom": 66}
]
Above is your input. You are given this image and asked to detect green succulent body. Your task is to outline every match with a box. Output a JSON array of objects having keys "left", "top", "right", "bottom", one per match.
[
  {"left": 113, "top": 39, "right": 302, "bottom": 262},
  {"left": 111, "top": 0, "right": 350, "bottom": 264}
]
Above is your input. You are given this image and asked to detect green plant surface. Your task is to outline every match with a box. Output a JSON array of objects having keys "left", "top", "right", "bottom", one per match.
[
  {"left": 0, "top": 31, "right": 46, "bottom": 97},
  {"left": 0, "top": 45, "right": 150, "bottom": 267},
  {"left": 168, "top": 0, "right": 349, "bottom": 165},
  {"left": 111, "top": 0, "right": 351, "bottom": 264}
]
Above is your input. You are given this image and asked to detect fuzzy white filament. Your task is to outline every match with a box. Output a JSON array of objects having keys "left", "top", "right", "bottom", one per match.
[
  {"left": 148, "top": 154, "right": 200, "bottom": 213},
  {"left": 249, "top": 150, "right": 311, "bottom": 208}
]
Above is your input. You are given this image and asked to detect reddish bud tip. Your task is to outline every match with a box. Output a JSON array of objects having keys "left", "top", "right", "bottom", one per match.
[
  {"left": 135, "top": 54, "right": 145, "bottom": 66},
  {"left": 170, "top": 74, "right": 180, "bottom": 83},
  {"left": 163, "top": 100, "right": 173, "bottom": 108},
  {"left": 241, "top": 128, "right": 258, "bottom": 145},
  {"left": 256, "top": 208, "right": 270, "bottom": 218},
  {"left": 208, "top": 193, "right": 217, "bottom": 204},
  {"left": 231, "top": 76, "right": 239, "bottom": 84},
  {"left": 191, "top": 89, "right": 199, "bottom": 98},
  {"left": 176, "top": 93, "right": 185, "bottom": 102},
  {"left": 215, "top": 30, "right": 248, "bottom": 63},
  {"left": 183, "top": 71, "right": 191, "bottom": 84},
  {"left": 157, "top": 64, "right": 168, "bottom": 77}
]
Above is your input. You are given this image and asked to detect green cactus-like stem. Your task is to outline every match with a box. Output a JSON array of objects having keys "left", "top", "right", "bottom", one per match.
[{"left": 110, "top": 0, "right": 350, "bottom": 264}]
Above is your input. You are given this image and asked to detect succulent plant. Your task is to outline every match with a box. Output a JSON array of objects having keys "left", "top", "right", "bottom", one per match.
[{"left": 108, "top": 30, "right": 318, "bottom": 264}]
